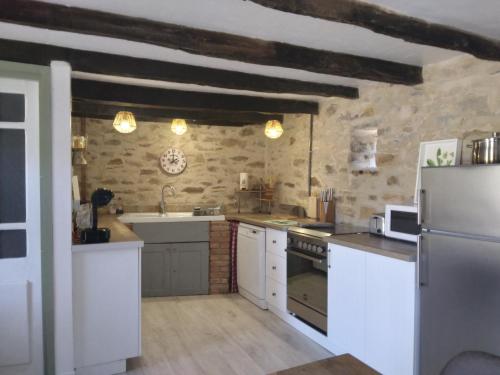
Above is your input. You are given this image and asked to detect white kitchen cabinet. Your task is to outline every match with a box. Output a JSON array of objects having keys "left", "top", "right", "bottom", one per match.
[
  {"left": 266, "top": 251, "right": 286, "bottom": 284},
  {"left": 327, "top": 243, "right": 416, "bottom": 375},
  {"left": 265, "top": 228, "right": 287, "bottom": 313},
  {"left": 266, "top": 276, "right": 287, "bottom": 312},
  {"left": 73, "top": 244, "right": 142, "bottom": 375},
  {"left": 266, "top": 228, "right": 287, "bottom": 258},
  {"left": 328, "top": 244, "right": 366, "bottom": 360},
  {"left": 365, "top": 252, "right": 416, "bottom": 375}
]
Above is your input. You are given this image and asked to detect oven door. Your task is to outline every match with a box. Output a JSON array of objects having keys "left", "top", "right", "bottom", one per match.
[{"left": 286, "top": 247, "right": 328, "bottom": 333}]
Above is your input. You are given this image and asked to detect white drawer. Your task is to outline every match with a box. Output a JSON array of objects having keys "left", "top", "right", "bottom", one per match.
[
  {"left": 266, "top": 277, "right": 287, "bottom": 313},
  {"left": 266, "top": 228, "right": 287, "bottom": 258},
  {"left": 266, "top": 252, "right": 286, "bottom": 285}
]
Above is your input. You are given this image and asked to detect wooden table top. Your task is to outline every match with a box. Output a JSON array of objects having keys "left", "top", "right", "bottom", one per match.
[{"left": 269, "top": 354, "right": 380, "bottom": 375}]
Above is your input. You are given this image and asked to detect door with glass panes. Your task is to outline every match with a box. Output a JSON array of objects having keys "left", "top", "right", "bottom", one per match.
[{"left": 0, "top": 78, "right": 43, "bottom": 374}]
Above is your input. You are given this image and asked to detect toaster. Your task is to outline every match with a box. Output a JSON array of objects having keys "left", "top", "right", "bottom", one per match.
[{"left": 369, "top": 213, "right": 385, "bottom": 236}]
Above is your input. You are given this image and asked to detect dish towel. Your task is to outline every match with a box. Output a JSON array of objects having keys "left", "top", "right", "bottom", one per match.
[{"left": 229, "top": 221, "right": 239, "bottom": 293}]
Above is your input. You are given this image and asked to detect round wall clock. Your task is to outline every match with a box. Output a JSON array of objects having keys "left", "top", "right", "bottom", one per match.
[{"left": 160, "top": 147, "right": 187, "bottom": 174}]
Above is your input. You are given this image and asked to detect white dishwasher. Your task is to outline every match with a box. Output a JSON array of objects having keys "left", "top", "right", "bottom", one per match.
[{"left": 237, "top": 223, "right": 267, "bottom": 309}]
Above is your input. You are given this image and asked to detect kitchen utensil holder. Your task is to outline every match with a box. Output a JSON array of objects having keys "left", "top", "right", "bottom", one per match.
[{"left": 317, "top": 198, "right": 335, "bottom": 223}]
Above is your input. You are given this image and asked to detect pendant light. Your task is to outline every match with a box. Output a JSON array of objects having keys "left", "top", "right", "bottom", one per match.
[
  {"left": 113, "top": 111, "right": 137, "bottom": 133},
  {"left": 264, "top": 119, "right": 284, "bottom": 139},
  {"left": 171, "top": 118, "right": 188, "bottom": 135}
]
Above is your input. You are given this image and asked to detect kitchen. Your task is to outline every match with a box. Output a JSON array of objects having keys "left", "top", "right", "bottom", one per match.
[{"left": 0, "top": 1, "right": 499, "bottom": 375}]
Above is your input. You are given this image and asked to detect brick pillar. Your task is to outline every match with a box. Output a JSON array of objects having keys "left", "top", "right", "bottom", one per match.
[{"left": 209, "top": 221, "right": 231, "bottom": 294}]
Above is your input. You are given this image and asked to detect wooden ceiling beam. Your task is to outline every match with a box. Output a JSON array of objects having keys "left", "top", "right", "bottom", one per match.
[
  {"left": 0, "top": 0, "right": 422, "bottom": 85},
  {"left": 0, "top": 38, "right": 358, "bottom": 98},
  {"left": 72, "top": 100, "right": 284, "bottom": 126},
  {"left": 249, "top": 0, "right": 500, "bottom": 61},
  {"left": 72, "top": 79, "right": 319, "bottom": 114}
]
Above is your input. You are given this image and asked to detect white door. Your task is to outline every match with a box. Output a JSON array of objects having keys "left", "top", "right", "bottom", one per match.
[{"left": 0, "top": 78, "right": 43, "bottom": 374}]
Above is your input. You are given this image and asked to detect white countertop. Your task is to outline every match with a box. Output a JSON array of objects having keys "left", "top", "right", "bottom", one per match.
[{"left": 118, "top": 212, "right": 226, "bottom": 224}]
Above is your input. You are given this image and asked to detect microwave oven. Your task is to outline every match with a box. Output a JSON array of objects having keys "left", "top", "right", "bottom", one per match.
[{"left": 384, "top": 204, "right": 419, "bottom": 242}]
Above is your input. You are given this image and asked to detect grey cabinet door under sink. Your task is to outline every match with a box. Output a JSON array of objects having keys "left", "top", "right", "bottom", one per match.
[
  {"left": 171, "top": 243, "right": 209, "bottom": 296},
  {"left": 141, "top": 242, "right": 209, "bottom": 297},
  {"left": 142, "top": 244, "right": 172, "bottom": 297}
]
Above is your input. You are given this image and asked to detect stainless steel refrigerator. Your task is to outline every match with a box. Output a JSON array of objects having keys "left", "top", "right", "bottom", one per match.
[{"left": 419, "top": 165, "right": 500, "bottom": 375}]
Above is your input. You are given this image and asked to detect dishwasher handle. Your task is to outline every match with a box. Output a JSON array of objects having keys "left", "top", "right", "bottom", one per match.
[{"left": 238, "top": 224, "right": 265, "bottom": 239}]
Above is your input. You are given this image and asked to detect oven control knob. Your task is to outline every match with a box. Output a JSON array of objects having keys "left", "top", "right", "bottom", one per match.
[
  {"left": 302, "top": 242, "right": 308, "bottom": 250},
  {"left": 313, "top": 245, "right": 320, "bottom": 253},
  {"left": 298, "top": 241, "right": 303, "bottom": 249},
  {"left": 317, "top": 246, "right": 325, "bottom": 254},
  {"left": 307, "top": 243, "right": 313, "bottom": 251}
]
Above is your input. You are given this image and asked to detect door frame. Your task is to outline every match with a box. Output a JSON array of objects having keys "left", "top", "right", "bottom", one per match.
[{"left": 50, "top": 61, "right": 75, "bottom": 375}]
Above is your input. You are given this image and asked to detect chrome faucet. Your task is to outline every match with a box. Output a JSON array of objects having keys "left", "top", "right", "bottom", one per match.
[{"left": 160, "top": 185, "right": 176, "bottom": 215}]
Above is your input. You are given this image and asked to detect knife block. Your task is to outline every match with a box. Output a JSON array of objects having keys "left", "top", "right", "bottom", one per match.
[{"left": 317, "top": 198, "right": 335, "bottom": 224}]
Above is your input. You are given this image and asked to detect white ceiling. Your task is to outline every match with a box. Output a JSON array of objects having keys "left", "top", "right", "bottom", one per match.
[
  {"left": 3, "top": 0, "right": 499, "bottom": 100},
  {"left": 365, "top": 0, "right": 500, "bottom": 40},
  {"left": 39, "top": 0, "right": 463, "bottom": 66}
]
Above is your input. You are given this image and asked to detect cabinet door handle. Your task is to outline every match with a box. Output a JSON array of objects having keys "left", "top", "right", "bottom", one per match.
[
  {"left": 328, "top": 248, "right": 331, "bottom": 269},
  {"left": 252, "top": 230, "right": 257, "bottom": 234},
  {"left": 272, "top": 240, "right": 276, "bottom": 244},
  {"left": 272, "top": 292, "right": 276, "bottom": 296},
  {"left": 272, "top": 266, "right": 276, "bottom": 270}
]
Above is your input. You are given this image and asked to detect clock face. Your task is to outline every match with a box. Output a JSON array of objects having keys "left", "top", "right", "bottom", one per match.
[{"left": 160, "top": 148, "right": 187, "bottom": 175}]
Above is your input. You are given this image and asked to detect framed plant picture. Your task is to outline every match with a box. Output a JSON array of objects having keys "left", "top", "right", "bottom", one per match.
[{"left": 414, "top": 138, "right": 462, "bottom": 204}]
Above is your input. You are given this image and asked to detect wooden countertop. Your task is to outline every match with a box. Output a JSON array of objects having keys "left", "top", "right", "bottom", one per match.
[
  {"left": 325, "top": 233, "right": 417, "bottom": 262},
  {"left": 227, "top": 214, "right": 416, "bottom": 262},
  {"left": 72, "top": 214, "right": 144, "bottom": 252}
]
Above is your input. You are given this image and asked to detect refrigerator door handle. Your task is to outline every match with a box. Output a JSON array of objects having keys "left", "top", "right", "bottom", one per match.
[
  {"left": 419, "top": 188, "right": 426, "bottom": 225},
  {"left": 419, "top": 235, "right": 428, "bottom": 286}
]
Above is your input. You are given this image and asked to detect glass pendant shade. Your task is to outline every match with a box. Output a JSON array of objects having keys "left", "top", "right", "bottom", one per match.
[
  {"left": 113, "top": 111, "right": 137, "bottom": 133},
  {"left": 171, "top": 118, "right": 188, "bottom": 135},
  {"left": 264, "top": 120, "right": 284, "bottom": 139}
]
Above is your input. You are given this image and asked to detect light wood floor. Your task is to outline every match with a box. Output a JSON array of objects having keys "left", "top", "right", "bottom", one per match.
[{"left": 126, "top": 294, "right": 332, "bottom": 375}]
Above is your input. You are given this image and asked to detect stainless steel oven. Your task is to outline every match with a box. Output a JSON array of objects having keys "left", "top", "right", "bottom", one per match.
[{"left": 286, "top": 230, "right": 328, "bottom": 333}]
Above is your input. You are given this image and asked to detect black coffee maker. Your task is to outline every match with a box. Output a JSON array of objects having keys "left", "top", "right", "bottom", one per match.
[{"left": 80, "top": 188, "right": 114, "bottom": 244}]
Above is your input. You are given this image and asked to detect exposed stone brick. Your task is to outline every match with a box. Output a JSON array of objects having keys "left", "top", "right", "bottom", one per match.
[{"left": 209, "top": 221, "right": 230, "bottom": 294}]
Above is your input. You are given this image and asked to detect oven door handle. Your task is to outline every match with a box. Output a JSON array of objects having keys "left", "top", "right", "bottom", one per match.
[{"left": 286, "top": 249, "right": 324, "bottom": 264}]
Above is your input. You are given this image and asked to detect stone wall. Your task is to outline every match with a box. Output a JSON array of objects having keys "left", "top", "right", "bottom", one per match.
[
  {"left": 73, "top": 55, "right": 500, "bottom": 224},
  {"left": 73, "top": 118, "right": 268, "bottom": 213},
  {"left": 276, "top": 55, "right": 500, "bottom": 226},
  {"left": 265, "top": 114, "right": 311, "bottom": 208}
]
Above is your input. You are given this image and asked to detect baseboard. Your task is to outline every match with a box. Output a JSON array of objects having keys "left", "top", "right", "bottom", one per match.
[
  {"left": 238, "top": 288, "right": 268, "bottom": 310},
  {"left": 268, "top": 306, "right": 340, "bottom": 354},
  {"left": 75, "top": 360, "right": 126, "bottom": 375}
]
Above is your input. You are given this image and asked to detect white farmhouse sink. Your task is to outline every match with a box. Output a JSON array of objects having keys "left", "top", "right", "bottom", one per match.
[{"left": 118, "top": 212, "right": 225, "bottom": 224}]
